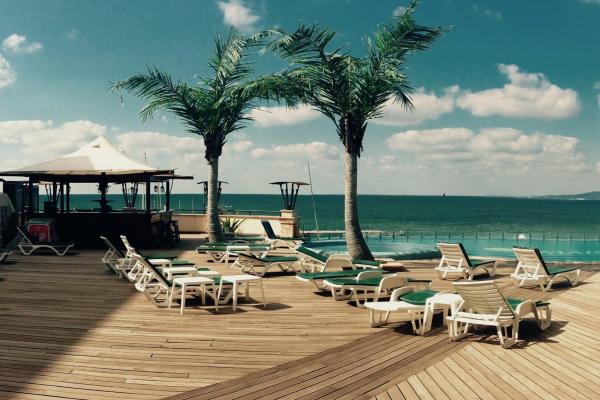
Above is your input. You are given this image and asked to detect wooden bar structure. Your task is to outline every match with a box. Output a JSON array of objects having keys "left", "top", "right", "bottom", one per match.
[
  {"left": 0, "top": 137, "right": 192, "bottom": 248},
  {"left": 0, "top": 243, "right": 597, "bottom": 400}
]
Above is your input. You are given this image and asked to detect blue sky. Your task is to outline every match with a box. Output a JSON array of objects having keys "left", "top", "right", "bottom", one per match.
[{"left": 0, "top": 0, "right": 599, "bottom": 195}]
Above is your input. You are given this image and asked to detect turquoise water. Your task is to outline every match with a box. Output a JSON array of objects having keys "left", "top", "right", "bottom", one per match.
[
  {"left": 306, "top": 236, "right": 600, "bottom": 262},
  {"left": 68, "top": 194, "right": 600, "bottom": 235},
  {"left": 64, "top": 193, "right": 600, "bottom": 261}
]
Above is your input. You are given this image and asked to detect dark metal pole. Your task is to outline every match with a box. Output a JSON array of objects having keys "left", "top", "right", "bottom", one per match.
[
  {"left": 28, "top": 177, "right": 34, "bottom": 217},
  {"left": 60, "top": 183, "right": 64, "bottom": 212},
  {"left": 66, "top": 183, "right": 70, "bottom": 213},
  {"left": 145, "top": 175, "right": 151, "bottom": 214},
  {"left": 165, "top": 181, "right": 171, "bottom": 211}
]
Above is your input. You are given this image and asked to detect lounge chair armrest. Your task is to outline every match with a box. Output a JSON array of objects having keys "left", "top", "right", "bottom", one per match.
[{"left": 391, "top": 286, "right": 415, "bottom": 301}]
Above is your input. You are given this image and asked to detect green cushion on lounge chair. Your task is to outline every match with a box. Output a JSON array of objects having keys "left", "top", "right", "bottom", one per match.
[
  {"left": 197, "top": 245, "right": 228, "bottom": 252},
  {"left": 206, "top": 242, "right": 269, "bottom": 247},
  {"left": 471, "top": 260, "right": 494, "bottom": 268},
  {"left": 298, "top": 269, "right": 388, "bottom": 280},
  {"left": 211, "top": 276, "right": 233, "bottom": 285},
  {"left": 327, "top": 277, "right": 382, "bottom": 286},
  {"left": 165, "top": 260, "right": 194, "bottom": 266},
  {"left": 144, "top": 253, "right": 178, "bottom": 260},
  {"left": 260, "top": 256, "right": 298, "bottom": 263},
  {"left": 296, "top": 246, "right": 328, "bottom": 263},
  {"left": 399, "top": 290, "right": 439, "bottom": 306},
  {"left": 506, "top": 297, "right": 549, "bottom": 311},
  {"left": 352, "top": 259, "right": 381, "bottom": 267},
  {"left": 546, "top": 266, "right": 579, "bottom": 275}
]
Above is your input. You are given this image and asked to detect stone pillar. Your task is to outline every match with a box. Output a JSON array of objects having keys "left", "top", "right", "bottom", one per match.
[{"left": 279, "top": 209, "right": 299, "bottom": 238}]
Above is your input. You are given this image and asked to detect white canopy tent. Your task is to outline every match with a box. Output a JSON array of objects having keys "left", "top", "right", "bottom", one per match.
[
  {"left": 0, "top": 136, "right": 192, "bottom": 247},
  {"left": 1, "top": 136, "right": 169, "bottom": 178},
  {"left": 0, "top": 136, "right": 188, "bottom": 214}
]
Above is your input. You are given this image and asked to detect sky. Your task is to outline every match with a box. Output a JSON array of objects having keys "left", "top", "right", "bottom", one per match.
[{"left": 0, "top": 0, "right": 599, "bottom": 196}]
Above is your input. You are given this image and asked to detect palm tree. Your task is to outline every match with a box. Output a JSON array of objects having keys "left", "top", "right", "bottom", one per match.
[
  {"left": 268, "top": 1, "right": 443, "bottom": 259},
  {"left": 112, "top": 29, "right": 290, "bottom": 243}
]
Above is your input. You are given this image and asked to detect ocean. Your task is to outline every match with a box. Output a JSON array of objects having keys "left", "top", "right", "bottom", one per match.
[{"left": 66, "top": 194, "right": 600, "bottom": 236}]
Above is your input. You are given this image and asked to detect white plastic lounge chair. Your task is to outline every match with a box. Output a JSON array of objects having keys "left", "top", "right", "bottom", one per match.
[
  {"left": 512, "top": 247, "right": 581, "bottom": 291},
  {"left": 436, "top": 242, "right": 496, "bottom": 280},
  {"left": 0, "top": 250, "right": 12, "bottom": 263},
  {"left": 17, "top": 226, "right": 74, "bottom": 256},
  {"left": 132, "top": 254, "right": 221, "bottom": 312},
  {"left": 323, "top": 271, "right": 432, "bottom": 307},
  {"left": 448, "top": 280, "right": 552, "bottom": 348},
  {"left": 196, "top": 242, "right": 271, "bottom": 262},
  {"left": 365, "top": 287, "right": 440, "bottom": 331},
  {"left": 100, "top": 236, "right": 128, "bottom": 276},
  {"left": 229, "top": 252, "right": 299, "bottom": 277},
  {"left": 261, "top": 220, "right": 303, "bottom": 249},
  {"left": 295, "top": 246, "right": 381, "bottom": 273}
]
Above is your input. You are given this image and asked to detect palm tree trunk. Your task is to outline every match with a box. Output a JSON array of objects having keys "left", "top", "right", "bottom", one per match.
[
  {"left": 207, "top": 156, "right": 225, "bottom": 243},
  {"left": 344, "top": 151, "right": 373, "bottom": 260}
]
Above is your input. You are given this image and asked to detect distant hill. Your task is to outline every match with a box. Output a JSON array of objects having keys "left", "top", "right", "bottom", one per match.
[{"left": 535, "top": 191, "right": 600, "bottom": 200}]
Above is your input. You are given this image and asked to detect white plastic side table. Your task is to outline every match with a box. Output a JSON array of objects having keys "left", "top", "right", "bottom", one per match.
[
  {"left": 217, "top": 274, "right": 265, "bottom": 311},
  {"left": 421, "top": 293, "right": 463, "bottom": 334}
]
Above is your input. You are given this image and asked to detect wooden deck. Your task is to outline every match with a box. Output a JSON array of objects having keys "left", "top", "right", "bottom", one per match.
[{"left": 0, "top": 242, "right": 598, "bottom": 400}]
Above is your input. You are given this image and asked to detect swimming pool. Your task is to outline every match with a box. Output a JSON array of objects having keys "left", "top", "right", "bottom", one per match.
[{"left": 305, "top": 235, "right": 600, "bottom": 262}]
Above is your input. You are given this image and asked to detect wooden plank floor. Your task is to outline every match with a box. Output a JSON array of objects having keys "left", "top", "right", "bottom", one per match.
[
  {"left": 373, "top": 272, "right": 600, "bottom": 400},
  {"left": 0, "top": 242, "right": 597, "bottom": 400}
]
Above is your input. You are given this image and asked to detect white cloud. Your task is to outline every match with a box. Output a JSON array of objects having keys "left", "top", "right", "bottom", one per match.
[
  {"left": 229, "top": 140, "right": 253, "bottom": 152},
  {"left": 581, "top": 0, "right": 600, "bottom": 4},
  {"left": 117, "top": 131, "right": 202, "bottom": 165},
  {"left": 387, "top": 128, "right": 473, "bottom": 152},
  {"left": 0, "top": 54, "right": 16, "bottom": 88},
  {"left": 595, "top": 82, "right": 600, "bottom": 108},
  {"left": 250, "top": 148, "right": 270, "bottom": 158},
  {"left": 2, "top": 34, "right": 43, "bottom": 54},
  {"left": 374, "top": 86, "right": 458, "bottom": 127},
  {"left": 248, "top": 141, "right": 339, "bottom": 161},
  {"left": 392, "top": 6, "right": 406, "bottom": 16},
  {"left": 0, "top": 120, "right": 105, "bottom": 155},
  {"left": 273, "top": 142, "right": 340, "bottom": 160},
  {"left": 386, "top": 126, "right": 589, "bottom": 173},
  {"left": 250, "top": 104, "right": 321, "bottom": 127},
  {"left": 456, "top": 64, "right": 580, "bottom": 119},
  {"left": 217, "top": 0, "right": 260, "bottom": 32}
]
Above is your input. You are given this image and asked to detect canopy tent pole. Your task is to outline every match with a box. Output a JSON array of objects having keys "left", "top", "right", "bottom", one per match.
[
  {"left": 145, "top": 175, "right": 151, "bottom": 214},
  {"left": 27, "top": 177, "right": 34, "bottom": 217},
  {"left": 66, "top": 183, "right": 70, "bottom": 213},
  {"left": 60, "top": 183, "right": 64, "bottom": 212},
  {"left": 165, "top": 181, "right": 171, "bottom": 211}
]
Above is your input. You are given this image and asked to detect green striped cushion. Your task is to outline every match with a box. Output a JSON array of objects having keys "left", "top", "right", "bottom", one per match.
[
  {"left": 399, "top": 290, "right": 438, "bottom": 305},
  {"left": 260, "top": 256, "right": 298, "bottom": 263},
  {"left": 298, "top": 269, "right": 387, "bottom": 280},
  {"left": 546, "top": 266, "right": 578, "bottom": 275}
]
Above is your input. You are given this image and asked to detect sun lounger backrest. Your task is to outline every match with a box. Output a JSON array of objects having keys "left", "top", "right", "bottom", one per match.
[
  {"left": 453, "top": 280, "right": 515, "bottom": 320},
  {"left": 135, "top": 254, "right": 172, "bottom": 288},
  {"left": 100, "top": 236, "right": 125, "bottom": 258},
  {"left": 120, "top": 235, "right": 136, "bottom": 257},
  {"left": 323, "top": 254, "right": 354, "bottom": 271},
  {"left": 357, "top": 270, "right": 383, "bottom": 281},
  {"left": 17, "top": 226, "right": 35, "bottom": 244},
  {"left": 438, "top": 242, "right": 469, "bottom": 268},
  {"left": 261, "top": 220, "right": 277, "bottom": 239},
  {"left": 379, "top": 274, "right": 408, "bottom": 291},
  {"left": 296, "top": 246, "right": 328, "bottom": 263},
  {"left": 513, "top": 247, "right": 549, "bottom": 276}
]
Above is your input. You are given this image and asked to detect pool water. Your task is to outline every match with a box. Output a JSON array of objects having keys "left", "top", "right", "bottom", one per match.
[{"left": 306, "top": 236, "right": 600, "bottom": 262}]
